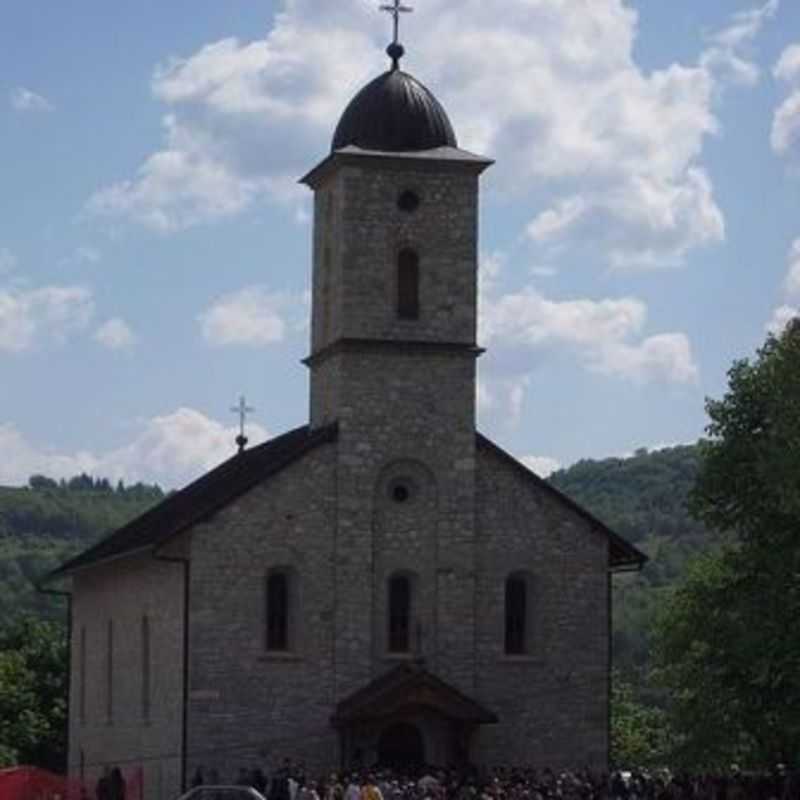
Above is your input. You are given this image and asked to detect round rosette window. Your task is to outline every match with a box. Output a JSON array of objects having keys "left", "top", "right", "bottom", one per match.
[
  {"left": 388, "top": 477, "right": 417, "bottom": 505},
  {"left": 397, "top": 190, "right": 421, "bottom": 213}
]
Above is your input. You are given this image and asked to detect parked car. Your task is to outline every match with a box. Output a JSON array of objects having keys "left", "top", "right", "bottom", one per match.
[{"left": 175, "top": 787, "right": 268, "bottom": 800}]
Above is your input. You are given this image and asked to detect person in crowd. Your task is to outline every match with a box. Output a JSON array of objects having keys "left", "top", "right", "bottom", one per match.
[
  {"left": 95, "top": 767, "right": 111, "bottom": 800},
  {"left": 186, "top": 760, "right": 798, "bottom": 800},
  {"left": 345, "top": 774, "right": 362, "bottom": 800},
  {"left": 361, "top": 774, "right": 384, "bottom": 800},
  {"left": 270, "top": 762, "right": 293, "bottom": 800},
  {"left": 109, "top": 767, "right": 126, "bottom": 800}
]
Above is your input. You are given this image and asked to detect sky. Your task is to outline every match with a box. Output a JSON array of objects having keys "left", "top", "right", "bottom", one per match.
[{"left": 1, "top": 0, "right": 799, "bottom": 488}]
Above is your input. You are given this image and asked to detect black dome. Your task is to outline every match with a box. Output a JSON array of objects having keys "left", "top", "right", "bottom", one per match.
[{"left": 332, "top": 69, "right": 457, "bottom": 153}]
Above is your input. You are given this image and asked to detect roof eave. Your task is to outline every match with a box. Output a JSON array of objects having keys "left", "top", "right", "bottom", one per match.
[
  {"left": 46, "top": 423, "right": 338, "bottom": 580},
  {"left": 300, "top": 146, "right": 494, "bottom": 189}
]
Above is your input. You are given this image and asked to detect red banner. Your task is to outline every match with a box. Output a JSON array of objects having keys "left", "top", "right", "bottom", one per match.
[{"left": 0, "top": 767, "right": 142, "bottom": 800}]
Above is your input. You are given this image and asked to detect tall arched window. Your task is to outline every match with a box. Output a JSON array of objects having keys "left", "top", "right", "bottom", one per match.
[
  {"left": 266, "top": 571, "right": 290, "bottom": 651},
  {"left": 397, "top": 249, "right": 420, "bottom": 320},
  {"left": 505, "top": 575, "right": 528, "bottom": 655},
  {"left": 388, "top": 574, "right": 412, "bottom": 653}
]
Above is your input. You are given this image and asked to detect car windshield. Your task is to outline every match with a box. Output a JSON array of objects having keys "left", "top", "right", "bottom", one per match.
[{"left": 181, "top": 788, "right": 266, "bottom": 800}]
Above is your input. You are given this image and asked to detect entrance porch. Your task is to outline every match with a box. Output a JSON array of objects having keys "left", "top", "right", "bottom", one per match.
[{"left": 331, "top": 663, "right": 498, "bottom": 769}]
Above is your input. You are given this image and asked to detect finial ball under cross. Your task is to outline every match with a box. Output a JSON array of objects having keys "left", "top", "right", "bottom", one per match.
[
  {"left": 380, "top": 0, "right": 413, "bottom": 69},
  {"left": 231, "top": 395, "right": 255, "bottom": 454}
]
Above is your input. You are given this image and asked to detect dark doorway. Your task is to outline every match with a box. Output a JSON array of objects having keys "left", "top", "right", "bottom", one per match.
[{"left": 377, "top": 723, "right": 425, "bottom": 768}]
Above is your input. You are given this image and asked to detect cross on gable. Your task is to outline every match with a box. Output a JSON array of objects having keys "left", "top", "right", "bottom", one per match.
[{"left": 231, "top": 395, "right": 255, "bottom": 453}]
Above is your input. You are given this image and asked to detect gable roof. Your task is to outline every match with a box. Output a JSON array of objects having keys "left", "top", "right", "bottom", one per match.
[
  {"left": 45, "top": 423, "right": 641, "bottom": 581},
  {"left": 331, "top": 662, "right": 498, "bottom": 726},
  {"left": 476, "top": 433, "right": 647, "bottom": 571},
  {"left": 46, "top": 423, "right": 338, "bottom": 581}
]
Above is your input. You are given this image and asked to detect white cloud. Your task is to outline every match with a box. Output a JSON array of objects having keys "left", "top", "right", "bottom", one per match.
[
  {"left": 85, "top": 0, "right": 773, "bottom": 267},
  {"left": 529, "top": 265, "right": 558, "bottom": 279},
  {"left": 95, "top": 318, "right": 136, "bottom": 350},
  {"left": 88, "top": 115, "right": 275, "bottom": 233},
  {"left": 763, "top": 240, "right": 800, "bottom": 335},
  {"left": 591, "top": 333, "right": 698, "bottom": 383},
  {"left": 529, "top": 168, "right": 725, "bottom": 269},
  {"left": 0, "top": 286, "right": 94, "bottom": 353},
  {"left": 479, "top": 253, "right": 697, "bottom": 385},
  {"left": 0, "top": 249, "right": 17, "bottom": 275},
  {"left": 528, "top": 198, "right": 588, "bottom": 242},
  {"left": 772, "top": 92, "right": 800, "bottom": 156},
  {"left": 199, "top": 286, "right": 303, "bottom": 346},
  {"left": 520, "top": 455, "right": 562, "bottom": 478},
  {"left": 0, "top": 408, "right": 270, "bottom": 489},
  {"left": 699, "top": 0, "right": 779, "bottom": 87},
  {"left": 772, "top": 42, "right": 800, "bottom": 157},
  {"left": 477, "top": 372, "right": 537, "bottom": 429},
  {"left": 786, "top": 239, "right": 800, "bottom": 297},
  {"left": 766, "top": 305, "right": 798, "bottom": 335},
  {"left": 476, "top": 379, "right": 494, "bottom": 413},
  {"left": 774, "top": 43, "right": 800, "bottom": 82},
  {"left": 481, "top": 283, "right": 646, "bottom": 349},
  {"left": 10, "top": 87, "right": 54, "bottom": 113}
]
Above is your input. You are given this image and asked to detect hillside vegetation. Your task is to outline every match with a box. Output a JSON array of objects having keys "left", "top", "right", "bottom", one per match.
[
  {"left": 0, "top": 475, "right": 163, "bottom": 623},
  {"left": 549, "top": 444, "right": 717, "bottom": 682},
  {"left": 1, "top": 448, "right": 715, "bottom": 680}
]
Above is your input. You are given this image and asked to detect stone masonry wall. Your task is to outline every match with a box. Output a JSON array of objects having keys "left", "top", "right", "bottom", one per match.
[
  {"left": 309, "top": 158, "right": 481, "bottom": 428},
  {"left": 186, "top": 442, "right": 339, "bottom": 779},
  {"left": 69, "top": 554, "right": 185, "bottom": 800},
  {"left": 473, "top": 445, "right": 610, "bottom": 770},
  {"left": 307, "top": 154, "right": 484, "bottom": 715},
  {"left": 329, "top": 346, "right": 479, "bottom": 703}
]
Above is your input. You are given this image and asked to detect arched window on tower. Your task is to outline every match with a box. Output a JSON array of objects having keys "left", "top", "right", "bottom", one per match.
[
  {"left": 505, "top": 574, "right": 529, "bottom": 655},
  {"left": 397, "top": 249, "right": 420, "bottom": 320},
  {"left": 388, "top": 574, "right": 412, "bottom": 653},
  {"left": 266, "top": 570, "right": 290, "bottom": 651}
]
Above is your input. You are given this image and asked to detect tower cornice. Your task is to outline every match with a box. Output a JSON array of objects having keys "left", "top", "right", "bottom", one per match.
[
  {"left": 303, "top": 337, "right": 485, "bottom": 369},
  {"left": 300, "top": 145, "right": 493, "bottom": 189}
]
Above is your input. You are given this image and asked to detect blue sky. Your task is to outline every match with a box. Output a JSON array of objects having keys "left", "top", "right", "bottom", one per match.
[{"left": 1, "top": 0, "right": 799, "bottom": 487}]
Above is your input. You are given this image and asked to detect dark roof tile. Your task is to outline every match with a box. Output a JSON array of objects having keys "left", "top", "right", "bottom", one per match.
[{"left": 47, "top": 424, "right": 337, "bottom": 580}]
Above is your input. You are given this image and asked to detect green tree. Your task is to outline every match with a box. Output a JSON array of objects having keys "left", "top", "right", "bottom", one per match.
[
  {"left": 0, "top": 617, "right": 68, "bottom": 771},
  {"left": 611, "top": 673, "right": 673, "bottom": 769},
  {"left": 654, "top": 320, "right": 800, "bottom": 768}
]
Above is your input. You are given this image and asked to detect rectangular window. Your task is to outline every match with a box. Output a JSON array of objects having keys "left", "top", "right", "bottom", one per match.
[
  {"left": 79, "top": 626, "right": 87, "bottom": 725},
  {"left": 388, "top": 576, "right": 411, "bottom": 653},
  {"left": 106, "top": 620, "right": 114, "bottom": 723},
  {"left": 505, "top": 579, "right": 527, "bottom": 655},
  {"left": 397, "top": 249, "right": 420, "bottom": 320},
  {"left": 141, "top": 615, "right": 151, "bottom": 721},
  {"left": 266, "top": 573, "right": 289, "bottom": 651}
]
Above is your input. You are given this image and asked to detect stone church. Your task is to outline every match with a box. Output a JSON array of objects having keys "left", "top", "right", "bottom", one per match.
[{"left": 48, "top": 33, "right": 644, "bottom": 800}]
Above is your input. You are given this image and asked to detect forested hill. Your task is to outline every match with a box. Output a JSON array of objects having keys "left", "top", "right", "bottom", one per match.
[
  {"left": 551, "top": 444, "right": 708, "bottom": 559},
  {"left": 550, "top": 444, "right": 718, "bottom": 678},
  {"left": 2, "top": 447, "right": 715, "bottom": 675},
  {"left": 0, "top": 475, "right": 163, "bottom": 623}
]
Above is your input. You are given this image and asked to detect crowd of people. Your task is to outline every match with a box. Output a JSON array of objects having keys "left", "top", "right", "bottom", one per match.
[{"left": 190, "top": 761, "right": 800, "bottom": 800}]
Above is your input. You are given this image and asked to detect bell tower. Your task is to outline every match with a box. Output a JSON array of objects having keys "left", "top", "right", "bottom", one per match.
[
  {"left": 302, "top": 62, "right": 492, "bottom": 431},
  {"left": 301, "top": 35, "right": 492, "bottom": 700}
]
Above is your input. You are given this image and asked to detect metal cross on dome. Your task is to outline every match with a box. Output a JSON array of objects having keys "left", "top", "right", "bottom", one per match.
[
  {"left": 380, "top": 0, "right": 413, "bottom": 47},
  {"left": 231, "top": 395, "right": 255, "bottom": 454}
]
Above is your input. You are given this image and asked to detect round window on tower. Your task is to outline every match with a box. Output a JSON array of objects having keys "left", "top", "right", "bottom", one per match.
[
  {"left": 388, "top": 477, "right": 415, "bottom": 504},
  {"left": 397, "top": 190, "right": 421, "bottom": 213}
]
